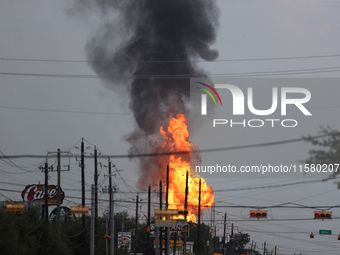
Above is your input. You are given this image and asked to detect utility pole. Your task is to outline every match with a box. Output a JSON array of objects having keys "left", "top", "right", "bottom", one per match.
[
  {"left": 160, "top": 179, "right": 163, "bottom": 255},
  {"left": 44, "top": 149, "right": 69, "bottom": 239},
  {"left": 183, "top": 171, "right": 188, "bottom": 255},
  {"left": 250, "top": 241, "right": 253, "bottom": 254},
  {"left": 197, "top": 178, "right": 201, "bottom": 255},
  {"left": 44, "top": 161, "right": 49, "bottom": 222},
  {"left": 263, "top": 241, "right": 266, "bottom": 255},
  {"left": 211, "top": 205, "right": 215, "bottom": 235},
  {"left": 147, "top": 184, "right": 151, "bottom": 255},
  {"left": 81, "top": 138, "right": 86, "bottom": 254},
  {"left": 108, "top": 159, "right": 115, "bottom": 255},
  {"left": 57, "top": 149, "right": 61, "bottom": 238},
  {"left": 223, "top": 213, "right": 227, "bottom": 255},
  {"left": 165, "top": 163, "right": 170, "bottom": 255},
  {"left": 231, "top": 223, "right": 234, "bottom": 255},
  {"left": 214, "top": 225, "right": 216, "bottom": 254},
  {"left": 94, "top": 146, "right": 98, "bottom": 249},
  {"left": 39, "top": 160, "right": 55, "bottom": 221},
  {"left": 173, "top": 231, "right": 177, "bottom": 255},
  {"left": 90, "top": 184, "right": 95, "bottom": 255},
  {"left": 135, "top": 192, "right": 139, "bottom": 255}
]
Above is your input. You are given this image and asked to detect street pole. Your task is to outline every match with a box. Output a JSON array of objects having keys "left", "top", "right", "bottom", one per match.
[
  {"left": 231, "top": 223, "right": 234, "bottom": 255},
  {"left": 165, "top": 163, "right": 170, "bottom": 255},
  {"left": 155, "top": 226, "right": 159, "bottom": 255},
  {"left": 90, "top": 184, "right": 95, "bottom": 255},
  {"left": 263, "top": 241, "right": 266, "bottom": 255},
  {"left": 160, "top": 179, "right": 163, "bottom": 255},
  {"left": 44, "top": 161, "right": 48, "bottom": 222},
  {"left": 135, "top": 192, "right": 139, "bottom": 255},
  {"left": 223, "top": 213, "right": 226, "bottom": 255},
  {"left": 173, "top": 231, "right": 177, "bottom": 255},
  {"left": 214, "top": 225, "right": 216, "bottom": 254},
  {"left": 94, "top": 146, "right": 98, "bottom": 248},
  {"left": 147, "top": 184, "right": 151, "bottom": 255},
  {"left": 109, "top": 159, "right": 115, "bottom": 255},
  {"left": 110, "top": 181, "right": 115, "bottom": 255},
  {"left": 197, "top": 178, "right": 201, "bottom": 255},
  {"left": 106, "top": 216, "right": 108, "bottom": 255},
  {"left": 57, "top": 149, "right": 61, "bottom": 239},
  {"left": 183, "top": 171, "right": 188, "bottom": 255},
  {"left": 81, "top": 138, "right": 86, "bottom": 255},
  {"left": 274, "top": 245, "right": 277, "bottom": 255}
]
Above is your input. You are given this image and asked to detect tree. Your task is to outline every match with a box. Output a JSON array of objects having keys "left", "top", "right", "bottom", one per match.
[
  {"left": 0, "top": 202, "right": 71, "bottom": 255},
  {"left": 187, "top": 222, "right": 214, "bottom": 254},
  {"left": 303, "top": 127, "right": 340, "bottom": 178},
  {"left": 225, "top": 232, "right": 250, "bottom": 255}
]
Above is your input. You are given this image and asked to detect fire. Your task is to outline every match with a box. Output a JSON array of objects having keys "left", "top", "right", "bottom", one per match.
[{"left": 159, "top": 114, "right": 214, "bottom": 222}]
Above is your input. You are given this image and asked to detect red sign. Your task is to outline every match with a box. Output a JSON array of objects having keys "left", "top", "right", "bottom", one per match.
[{"left": 21, "top": 184, "right": 65, "bottom": 205}]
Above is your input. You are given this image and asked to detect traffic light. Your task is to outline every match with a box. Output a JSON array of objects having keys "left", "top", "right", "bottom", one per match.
[
  {"left": 249, "top": 210, "right": 268, "bottom": 219},
  {"left": 338, "top": 235, "right": 340, "bottom": 240},
  {"left": 146, "top": 226, "right": 150, "bottom": 232},
  {"left": 178, "top": 210, "right": 188, "bottom": 216},
  {"left": 6, "top": 203, "right": 25, "bottom": 213},
  {"left": 310, "top": 232, "right": 314, "bottom": 238},
  {"left": 70, "top": 206, "right": 89, "bottom": 216},
  {"left": 314, "top": 211, "right": 332, "bottom": 220}
]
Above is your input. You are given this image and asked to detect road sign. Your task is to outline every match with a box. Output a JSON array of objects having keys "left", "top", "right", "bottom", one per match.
[
  {"left": 153, "top": 240, "right": 183, "bottom": 248},
  {"left": 157, "top": 225, "right": 189, "bottom": 237},
  {"left": 319, "top": 229, "right": 332, "bottom": 235},
  {"left": 155, "top": 219, "right": 187, "bottom": 227}
]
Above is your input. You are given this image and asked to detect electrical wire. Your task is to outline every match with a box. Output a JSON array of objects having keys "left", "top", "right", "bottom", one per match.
[
  {"left": 2, "top": 53, "right": 340, "bottom": 63},
  {"left": 0, "top": 133, "right": 333, "bottom": 159},
  {"left": 2, "top": 65, "right": 340, "bottom": 79}
]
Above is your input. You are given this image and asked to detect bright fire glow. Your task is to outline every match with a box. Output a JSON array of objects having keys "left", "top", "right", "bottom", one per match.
[{"left": 159, "top": 114, "right": 214, "bottom": 222}]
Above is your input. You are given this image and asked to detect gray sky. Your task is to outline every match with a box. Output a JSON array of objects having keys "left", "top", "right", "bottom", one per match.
[{"left": 1, "top": 0, "right": 340, "bottom": 254}]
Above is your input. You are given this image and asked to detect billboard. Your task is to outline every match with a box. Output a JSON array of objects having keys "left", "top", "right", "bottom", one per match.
[
  {"left": 118, "top": 232, "right": 131, "bottom": 252},
  {"left": 21, "top": 184, "right": 65, "bottom": 205}
]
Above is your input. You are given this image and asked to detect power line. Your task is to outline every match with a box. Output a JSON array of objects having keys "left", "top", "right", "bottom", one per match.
[
  {"left": 1, "top": 66, "right": 340, "bottom": 79},
  {"left": 1, "top": 103, "right": 340, "bottom": 116},
  {"left": 0, "top": 105, "right": 131, "bottom": 115},
  {"left": 3, "top": 187, "right": 340, "bottom": 209},
  {"left": 213, "top": 178, "right": 332, "bottom": 192},
  {"left": 0, "top": 133, "right": 331, "bottom": 159},
  {"left": 2, "top": 53, "right": 340, "bottom": 63}
]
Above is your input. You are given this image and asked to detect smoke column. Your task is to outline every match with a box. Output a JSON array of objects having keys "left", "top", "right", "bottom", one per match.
[{"left": 70, "top": 0, "right": 220, "bottom": 187}]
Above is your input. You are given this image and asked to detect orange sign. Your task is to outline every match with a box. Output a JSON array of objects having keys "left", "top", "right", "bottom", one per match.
[{"left": 153, "top": 240, "right": 183, "bottom": 248}]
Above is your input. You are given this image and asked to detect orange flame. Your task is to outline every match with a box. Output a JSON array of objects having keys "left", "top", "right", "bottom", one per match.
[{"left": 159, "top": 114, "right": 214, "bottom": 222}]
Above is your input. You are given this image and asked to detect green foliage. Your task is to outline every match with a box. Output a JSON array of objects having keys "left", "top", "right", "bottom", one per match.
[
  {"left": 0, "top": 204, "right": 255, "bottom": 255},
  {"left": 303, "top": 126, "right": 340, "bottom": 177},
  {"left": 225, "top": 232, "right": 251, "bottom": 255},
  {"left": 0, "top": 202, "right": 71, "bottom": 255},
  {"left": 187, "top": 222, "right": 213, "bottom": 253}
]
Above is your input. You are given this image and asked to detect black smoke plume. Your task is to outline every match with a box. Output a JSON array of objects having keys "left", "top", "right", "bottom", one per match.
[{"left": 70, "top": 0, "right": 220, "bottom": 187}]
